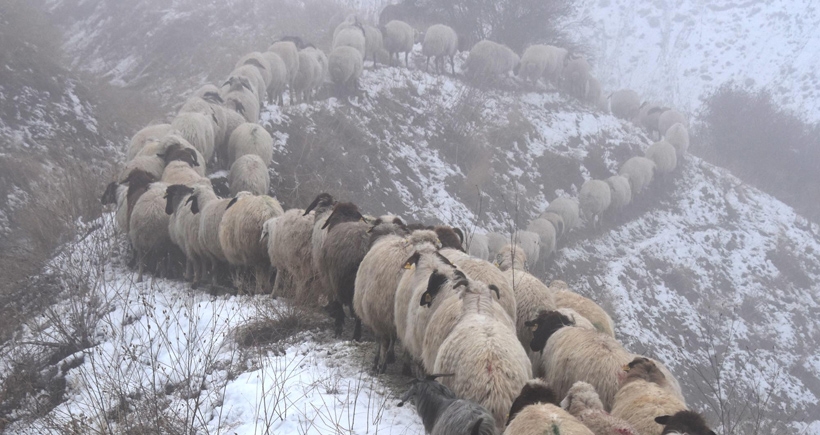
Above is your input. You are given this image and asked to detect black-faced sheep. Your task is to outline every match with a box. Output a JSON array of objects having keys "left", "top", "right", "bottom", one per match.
[
  {"left": 549, "top": 280, "right": 615, "bottom": 337},
  {"left": 611, "top": 357, "right": 687, "bottom": 435},
  {"left": 505, "top": 380, "right": 594, "bottom": 435},
  {"left": 398, "top": 375, "right": 497, "bottom": 435},
  {"left": 654, "top": 411, "right": 716, "bottom": 435},
  {"left": 526, "top": 311, "right": 631, "bottom": 411},
  {"left": 126, "top": 173, "right": 171, "bottom": 282}
]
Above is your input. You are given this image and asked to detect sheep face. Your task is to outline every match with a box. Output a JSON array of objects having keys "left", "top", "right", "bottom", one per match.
[
  {"left": 164, "top": 184, "right": 195, "bottom": 215},
  {"left": 303, "top": 192, "right": 335, "bottom": 216},
  {"left": 121, "top": 169, "right": 156, "bottom": 191},
  {"left": 321, "top": 202, "right": 364, "bottom": 231},
  {"left": 655, "top": 411, "right": 716, "bottom": 435},
  {"left": 525, "top": 310, "right": 574, "bottom": 352},
  {"left": 433, "top": 226, "right": 463, "bottom": 251},
  {"left": 101, "top": 181, "right": 119, "bottom": 205},
  {"left": 506, "top": 380, "right": 558, "bottom": 426},
  {"left": 622, "top": 357, "right": 667, "bottom": 386},
  {"left": 420, "top": 269, "right": 468, "bottom": 307}
]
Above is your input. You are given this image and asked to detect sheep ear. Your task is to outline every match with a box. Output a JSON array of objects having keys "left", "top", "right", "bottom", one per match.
[
  {"left": 188, "top": 195, "right": 200, "bottom": 214},
  {"left": 421, "top": 270, "right": 447, "bottom": 307},
  {"left": 212, "top": 113, "right": 219, "bottom": 124},
  {"left": 654, "top": 416, "right": 670, "bottom": 425},
  {"left": 469, "top": 418, "right": 483, "bottom": 435},
  {"left": 403, "top": 252, "right": 420, "bottom": 269},
  {"left": 187, "top": 149, "right": 200, "bottom": 166},
  {"left": 426, "top": 373, "right": 454, "bottom": 381},
  {"left": 434, "top": 252, "right": 456, "bottom": 268},
  {"left": 235, "top": 101, "right": 246, "bottom": 115},
  {"left": 392, "top": 217, "right": 405, "bottom": 227},
  {"left": 488, "top": 284, "right": 500, "bottom": 299},
  {"left": 156, "top": 152, "right": 166, "bottom": 160},
  {"left": 222, "top": 80, "right": 230, "bottom": 87},
  {"left": 226, "top": 197, "right": 239, "bottom": 210}
]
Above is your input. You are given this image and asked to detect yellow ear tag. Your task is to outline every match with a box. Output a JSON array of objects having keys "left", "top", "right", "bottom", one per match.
[
  {"left": 403, "top": 262, "right": 415, "bottom": 270},
  {"left": 424, "top": 293, "right": 432, "bottom": 303},
  {"left": 529, "top": 325, "right": 538, "bottom": 332},
  {"left": 622, "top": 364, "right": 631, "bottom": 372}
]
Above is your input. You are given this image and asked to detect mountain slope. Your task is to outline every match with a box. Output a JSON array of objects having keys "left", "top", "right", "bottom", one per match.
[{"left": 576, "top": 0, "right": 820, "bottom": 121}]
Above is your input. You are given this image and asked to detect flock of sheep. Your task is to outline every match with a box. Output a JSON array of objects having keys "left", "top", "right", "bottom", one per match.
[{"left": 97, "top": 9, "right": 713, "bottom": 435}]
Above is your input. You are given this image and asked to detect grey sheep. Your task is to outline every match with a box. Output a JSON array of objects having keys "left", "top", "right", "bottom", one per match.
[
  {"left": 235, "top": 52, "right": 273, "bottom": 89},
  {"left": 605, "top": 175, "right": 632, "bottom": 212},
  {"left": 422, "top": 24, "right": 458, "bottom": 74},
  {"left": 664, "top": 123, "right": 689, "bottom": 158},
  {"left": 644, "top": 140, "right": 678, "bottom": 174},
  {"left": 466, "top": 232, "right": 489, "bottom": 260},
  {"left": 222, "top": 76, "right": 260, "bottom": 123},
  {"left": 126, "top": 175, "right": 171, "bottom": 282},
  {"left": 179, "top": 96, "right": 226, "bottom": 152},
  {"left": 218, "top": 193, "right": 284, "bottom": 294},
  {"left": 228, "top": 122, "right": 274, "bottom": 166},
  {"left": 538, "top": 211, "right": 565, "bottom": 240},
  {"left": 525, "top": 218, "right": 557, "bottom": 262},
  {"left": 463, "top": 40, "right": 520, "bottom": 84},
  {"left": 619, "top": 156, "right": 655, "bottom": 196},
  {"left": 229, "top": 154, "right": 269, "bottom": 196},
  {"left": 579, "top": 179, "right": 612, "bottom": 228},
  {"left": 229, "top": 64, "right": 267, "bottom": 104},
  {"left": 329, "top": 46, "right": 364, "bottom": 99},
  {"left": 610, "top": 89, "right": 641, "bottom": 121},
  {"left": 260, "top": 51, "right": 289, "bottom": 105},
  {"left": 544, "top": 197, "right": 580, "bottom": 234},
  {"left": 383, "top": 20, "right": 416, "bottom": 67},
  {"left": 333, "top": 24, "right": 366, "bottom": 57},
  {"left": 564, "top": 56, "right": 591, "bottom": 99},
  {"left": 268, "top": 40, "right": 300, "bottom": 103},
  {"left": 398, "top": 375, "right": 498, "bottom": 435},
  {"left": 657, "top": 109, "right": 688, "bottom": 136}
]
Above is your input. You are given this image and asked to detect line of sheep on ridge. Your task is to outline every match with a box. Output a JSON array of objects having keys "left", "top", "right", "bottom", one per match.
[{"left": 97, "top": 8, "right": 712, "bottom": 435}]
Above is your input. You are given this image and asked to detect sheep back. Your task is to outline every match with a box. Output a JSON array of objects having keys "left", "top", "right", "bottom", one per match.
[
  {"left": 127, "top": 124, "right": 172, "bottom": 160},
  {"left": 579, "top": 179, "right": 613, "bottom": 222},
  {"left": 664, "top": 123, "right": 689, "bottom": 158},
  {"left": 605, "top": 175, "right": 632, "bottom": 211},
  {"left": 611, "top": 380, "right": 686, "bottom": 435},
  {"left": 228, "top": 122, "right": 274, "bottom": 165},
  {"left": 610, "top": 90, "right": 641, "bottom": 120},
  {"left": 218, "top": 194, "right": 284, "bottom": 267},
  {"left": 619, "top": 156, "right": 655, "bottom": 195},
  {"left": 552, "top": 288, "right": 614, "bottom": 337},
  {"left": 505, "top": 403, "right": 594, "bottom": 435},
  {"left": 229, "top": 154, "right": 270, "bottom": 196},
  {"left": 645, "top": 140, "right": 678, "bottom": 174},
  {"left": 545, "top": 197, "right": 580, "bottom": 232}
]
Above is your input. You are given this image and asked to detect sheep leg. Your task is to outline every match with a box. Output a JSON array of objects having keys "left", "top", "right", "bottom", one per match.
[
  {"left": 386, "top": 336, "right": 396, "bottom": 364},
  {"left": 404, "top": 51, "right": 409, "bottom": 68},
  {"left": 372, "top": 342, "right": 382, "bottom": 372},
  {"left": 425, "top": 56, "right": 430, "bottom": 72},
  {"left": 352, "top": 314, "right": 362, "bottom": 341},
  {"left": 137, "top": 256, "right": 145, "bottom": 283},
  {"left": 450, "top": 55, "right": 455, "bottom": 76}
]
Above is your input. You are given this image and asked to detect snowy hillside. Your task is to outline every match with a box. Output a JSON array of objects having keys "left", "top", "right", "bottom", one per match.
[{"left": 576, "top": 0, "right": 820, "bottom": 120}]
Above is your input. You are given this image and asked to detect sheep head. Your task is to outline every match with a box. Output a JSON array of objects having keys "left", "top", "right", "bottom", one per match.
[
  {"left": 525, "top": 310, "right": 574, "bottom": 353},
  {"left": 420, "top": 269, "right": 467, "bottom": 308},
  {"left": 621, "top": 357, "right": 667, "bottom": 387},
  {"left": 185, "top": 194, "right": 200, "bottom": 214},
  {"left": 101, "top": 181, "right": 119, "bottom": 205},
  {"left": 432, "top": 226, "right": 463, "bottom": 251},
  {"left": 202, "top": 91, "right": 223, "bottom": 104},
  {"left": 560, "top": 381, "right": 604, "bottom": 415},
  {"left": 506, "top": 379, "right": 558, "bottom": 426},
  {"left": 303, "top": 192, "right": 335, "bottom": 216},
  {"left": 164, "top": 184, "right": 194, "bottom": 215},
  {"left": 321, "top": 202, "right": 364, "bottom": 231},
  {"left": 655, "top": 411, "right": 716, "bottom": 435}
]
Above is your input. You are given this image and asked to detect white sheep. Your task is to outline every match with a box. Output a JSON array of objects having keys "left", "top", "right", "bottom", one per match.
[
  {"left": 229, "top": 154, "right": 269, "bottom": 196},
  {"left": 644, "top": 140, "right": 678, "bottom": 174},
  {"left": 229, "top": 64, "right": 267, "bottom": 104},
  {"left": 127, "top": 177, "right": 172, "bottom": 282},
  {"left": 262, "top": 207, "right": 317, "bottom": 301},
  {"left": 304, "top": 46, "right": 328, "bottom": 97},
  {"left": 171, "top": 112, "right": 215, "bottom": 163},
  {"left": 517, "top": 44, "right": 552, "bottom": 85},
  {"left": 527, "top": 312, "right": 630, "bottom": 411},
  {"left": 268, "top": 40, "right": 300, "bottom": 102},
  {"left": 579, "top": 179, "right": 612, "bottom": 228},
  {"left": 119, "top": 154, "right": 165, "bottom": 183},
  {"left": 227, "top": 122, "right": 274, "bottom": 166},
  {"left": 466, "top": 232, "right": 489, "bottom": 260},
  {"left": 610, "top": 89, "right": 641, "bottom": 121},
  {"left": 218, "top": 194, "right": 284, "bottom": 294},
  {"left": 526, "top": 218, "right": 557, "bottom": 262},
  {"left": 333, "top": 24, "right": 366, "bottom": 57},
  {"left": 505, "top": 380, "right": 594, "bottom": 435},
  {"left": 564, "top": 56, "right": 591, "bottom": 99},
  {"left": 333, "top": 14, "right": 361, "bottom": 40},
  {"left": 495, "top": 245, "right": 557, "bottom": 351},
  {"left": 539, "top": 211, "right": 565, "bottom": 240},
  {"left": 328, "top": 46, "right": 364, "bottom": 98},
  {"left": 304, "top": 193, "right": 337, "bottom": 303},
  {"left": 355, "top": 229, "right": 441, "bottom": 372},
  {"left": 611, "top": 357, "right": 687, "bottom": 435},
  {"left": 165, "top": 183, "right": 212, "bottom": 287},
  {"left": 188, "top": 183, "right": 233, "bottom": 286},
  {"left": 664, "top": 122, "right": 689, "bottom": 158},
  {"left": 638, "top": 102, "right": 664, "bottom": 137},
  {"left": 544, "top": 197, "right": 580, "bottom": 233},
  {"left": 485, "top": 232, "right": 509, "bottom": 260},
  {"left": 433, "top": 277, "right": 531, "bottom": 431},
  {"left": 219, "top": 109, "right": 247, "bottom": 166},
  {"left": 605, "top": 175, "right": 632, "bottom": 212},
  {"left": 363, "top": 24, "right": 384, "bottom": 67},
  {"left": 657, "top": 109, "right": 688, "bottom": 136},
  {"left": 292, "top": 49, "right": 319, "bottom": 103},
  {"left": 179, "top": 96, "right": 226, "bottom": 151},
  {"left": 383, "top": 20, "right": 415, "bottom": 67},
  {"left": 126, "top": 124, "right": 172, "bottom": 160},
  {"left": 422, "top": 24, "right": 458, "bottom": 75},
  {"left": 235, "top": 52, "right": 273, "bottom": 89},
  {"left": 261, "top": 51, "right": 288, "bottom": 105},
  {"left": 463, "top": 40, "right": 520, "bottom": 84},
  {"left": 513, "top": 230, "right": 541, "bottom": 270},
  {"left": 161, "top": 159, "right": 206, "bottom": 187},
  {"left": 619, "top": 156, "right": 655, "bottom": 195},
  {"left": 222, "top": 76, "right": 260, "bottom": 123},
  {"left": 549, "top": 280, "right": 615, "bottom": 337},
  {"left": 560, "top": 381, "right": 638, "bottom": 435},
  {"left": 440, "top": 248, "right": 517, "bottom": 321}
]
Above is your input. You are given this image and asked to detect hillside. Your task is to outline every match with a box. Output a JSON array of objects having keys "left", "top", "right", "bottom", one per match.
[
  {"left": 575, "top": 0, "right": 820, "bottom": 121},
  {"left": 1, "top": 1, "right": 819, "bottom": 434}
]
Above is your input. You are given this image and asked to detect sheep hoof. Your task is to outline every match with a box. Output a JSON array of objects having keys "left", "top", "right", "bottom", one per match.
[{"left": 352, "top": 319, "right": 362, "bottom": 341}]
